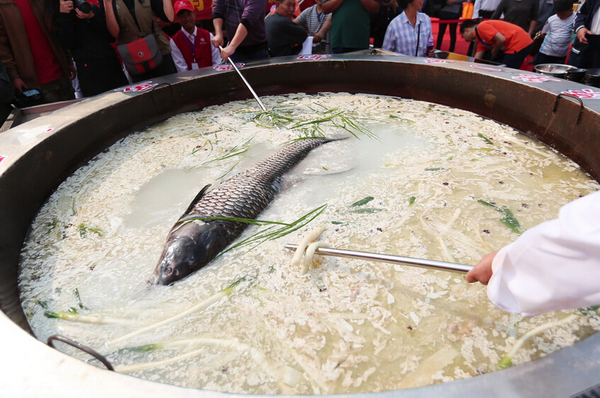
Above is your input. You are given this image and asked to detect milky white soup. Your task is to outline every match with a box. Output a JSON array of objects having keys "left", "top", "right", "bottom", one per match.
[{"left": 19, "top": 93, "right": 600, "bottom": 394}]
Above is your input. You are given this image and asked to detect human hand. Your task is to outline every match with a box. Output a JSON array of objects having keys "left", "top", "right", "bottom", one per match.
[
  {"left": 313, "top": 33, "right": 323, "bottom": 43},
  {"left": 220, "top": 45, "right": 236, "bottom": 61},
  {"left": 447, "top": 0, "right": 455, "bottom": 5},
  {"left": 12, "top": 78, "right": 27, "bottom": 92},
  {"left": 577, "top": 27, "right": 592, "bottom": 44},
  {"left": 60, "top": 0, "right": 74, "bottom": 13},
  {"left": 75, "top": 8, "right": 95, "bottom": 19},
  {"left": 466, "top": 250, "right": 498, "bottom": 285},
  {"left": 212, "top": 34, "right": 224, "bottom": 49},
  {"left": 68, "top": 64, "right": 77, "bottom": 80}
]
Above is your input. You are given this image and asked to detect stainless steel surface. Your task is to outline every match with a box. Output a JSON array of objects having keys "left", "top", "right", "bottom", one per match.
[
  {"left": 534, "top": 63, "right": 577, "bottom": 77},
  {"left": 1, "top": 55, "right": 600, "bottom": 397},
  {"left": 284, "top": 244, "right": 474, "bottom": 273}
]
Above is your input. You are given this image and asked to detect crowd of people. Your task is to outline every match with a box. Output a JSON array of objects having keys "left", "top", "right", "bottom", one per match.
[{"left": 0, "top": 0, "right": 595, "bottom": 117}]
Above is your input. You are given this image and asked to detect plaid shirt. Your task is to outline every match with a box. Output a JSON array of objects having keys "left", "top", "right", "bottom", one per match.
[{"left": 382, "top": 12, "right": 433, "bottom": 57}]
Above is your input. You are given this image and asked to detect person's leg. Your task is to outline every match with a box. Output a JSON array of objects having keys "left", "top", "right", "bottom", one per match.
[
  {"left": 77, "top": 58, "right": 129, "bottom": 97},
  {"left": 436, "top": 23, "right": 448, "bottom": 50},
  {"left": 448, "top": 23, "right": 458, "bottom": 52},
  {"left": 503, "top": 44, "right": 533, "bottom": 69}
]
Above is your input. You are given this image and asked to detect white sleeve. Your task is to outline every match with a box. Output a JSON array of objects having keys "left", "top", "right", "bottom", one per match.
[
  {"left": 209, "top": 33, "right": 223, "bottom": 66},
  {"left": 169, "top": 37, "right": 189, "bottom": 73},
  {"left": 487, "top": 190, "right": 600, "bottom": 317},
  {"left": 473, "top": 0, "right": 481, "bottom": 19}
]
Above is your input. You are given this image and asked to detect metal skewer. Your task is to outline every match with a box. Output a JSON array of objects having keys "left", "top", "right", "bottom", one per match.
[
  {"left": 219, "top": 47, "right": 278, "bottom": 130},
  {"left": 284, "top": 244, "right": 474, "bottom": 274}
]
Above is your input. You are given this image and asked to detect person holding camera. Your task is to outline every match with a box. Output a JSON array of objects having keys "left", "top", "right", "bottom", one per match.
[
  {"left": 0, "top": 0, "right": 76, "bottom": 106},
  {"left": 55, "top": 0, "right": 128, "bottom": 96}
]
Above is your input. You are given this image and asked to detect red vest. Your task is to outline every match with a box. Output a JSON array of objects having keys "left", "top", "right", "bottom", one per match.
[{"left": 172, "top": 28, "right": 212, "bottom": 70}]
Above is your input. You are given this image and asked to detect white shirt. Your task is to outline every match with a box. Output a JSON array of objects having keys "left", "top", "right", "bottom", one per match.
[
  {"left": 473, "top": 0, "right": 503, "bottom": 18},
  {"left": 540, "top": 13, "right": 575, "bottom": 57},
  {"left": 487, "top": 190, "right": 600, "bottom": 317},
  {"left": 169, "top": 27, "right": 222, "bottom": 72}
]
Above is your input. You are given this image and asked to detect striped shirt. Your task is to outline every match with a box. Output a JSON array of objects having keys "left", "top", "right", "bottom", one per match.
[{"left": 382, "top": 12, "right": 433, "bottom": 57}]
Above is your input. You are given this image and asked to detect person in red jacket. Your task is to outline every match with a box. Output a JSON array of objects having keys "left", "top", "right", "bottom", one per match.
[
  {"left": 460, "top": 19, "right": 534, "bottom": 69},
  {"left": 170, "top": 0, "right": 221, "bottom": 72}
]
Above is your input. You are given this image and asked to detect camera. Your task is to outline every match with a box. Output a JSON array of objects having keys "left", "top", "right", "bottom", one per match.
[{"left": 73, "top": 0, "right": 92, "bottom": 13}]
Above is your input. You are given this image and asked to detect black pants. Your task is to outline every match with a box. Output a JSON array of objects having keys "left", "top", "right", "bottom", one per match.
[
  {"left": 437, "top": 22, "right": 458, "bottom": 52},
  {"left": 76, "top": 56, "right": 129, "bottom": 97}
]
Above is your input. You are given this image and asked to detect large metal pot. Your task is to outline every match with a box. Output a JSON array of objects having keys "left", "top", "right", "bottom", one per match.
[{"left": 1, "top": 55, "right": 599, "bottom": 397}]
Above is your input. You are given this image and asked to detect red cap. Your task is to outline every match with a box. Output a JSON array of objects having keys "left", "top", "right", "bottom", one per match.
[{"left": 174, "top": 0, "right": 194, "bottom": 15}]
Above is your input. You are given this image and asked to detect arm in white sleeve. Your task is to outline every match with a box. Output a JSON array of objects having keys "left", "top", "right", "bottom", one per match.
[
  {"left": 209, "top": 33, "right": 223, "bottom": 66},
  {"left": 487, "top": 190, "right": 600, "bottom": 317},
  {"left": 169, "top": 37, "right": 189, "bottom": 72}
]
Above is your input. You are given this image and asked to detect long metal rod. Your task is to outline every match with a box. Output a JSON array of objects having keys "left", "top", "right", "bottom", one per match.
[
  {"left": 284, "top": 244, "right": 474, "bottom": 274},
  {"left": 220, "top": 47, "right": 268, "bottom": 112}
]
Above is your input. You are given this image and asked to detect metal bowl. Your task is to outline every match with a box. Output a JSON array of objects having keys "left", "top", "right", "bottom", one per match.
[{"left": 534, "top": 63, "right": 577, "bottom": 78}]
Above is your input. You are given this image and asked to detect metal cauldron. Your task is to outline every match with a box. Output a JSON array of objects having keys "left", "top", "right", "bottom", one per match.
[{"left": 1, "top": 55, "right": 600, "bottom": 398}]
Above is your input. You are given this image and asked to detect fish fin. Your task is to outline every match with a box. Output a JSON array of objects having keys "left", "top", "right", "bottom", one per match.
[{"left": 183, "top": 184, "right": 212, "bottom": 215}]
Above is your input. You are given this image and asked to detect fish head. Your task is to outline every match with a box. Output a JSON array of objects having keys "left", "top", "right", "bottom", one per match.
[{"left": 153, "top": 222, "right": 230, "bottom": 285}]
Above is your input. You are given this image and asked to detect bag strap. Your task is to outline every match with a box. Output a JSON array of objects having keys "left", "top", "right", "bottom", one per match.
[
  {"left": 415, "top": 22, "right": 421, "bottom": 57},
  {"left": 474, "top": 26, "right": 492, "bottom": 47}
]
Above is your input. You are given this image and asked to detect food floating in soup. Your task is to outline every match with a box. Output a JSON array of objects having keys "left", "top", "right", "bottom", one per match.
[{"left": 19, "top": 93, "right": 600, "bottom": 394}]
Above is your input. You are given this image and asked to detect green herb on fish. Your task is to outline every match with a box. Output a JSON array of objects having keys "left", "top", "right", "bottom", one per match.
[
  {"left": 424, "top": 167, "right": 449, "bottom": 171},
  {"left": 351, "top": 196, "right": 374, "bottom": 207},
  {"left": 389, "top": 114, "right": 415, "bottom": 124},
  {"left": 408, "top": 196, "right": 416, "bottom": 206},
  {"left": 221, "top": 205, "right": 328, "bottom": 256},
  {"left": 477, "top": 200, "right": 524, "bottom": 234},
  {"left": 349, "top": 208, "right": 385, "bottom": 214},
  {"left": 78, "top": 224, "right": 103, "bottom": 238},
  {"left": 478, "top": 133, "right": 494, "bottom": 145},
  {"left": 73, "top": 288, "right": 89, "bottom": 310}
]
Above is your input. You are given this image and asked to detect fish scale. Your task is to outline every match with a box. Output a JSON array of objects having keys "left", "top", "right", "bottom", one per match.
[{"left": 153, "top": 137, "right": 340, "bottom": 285}]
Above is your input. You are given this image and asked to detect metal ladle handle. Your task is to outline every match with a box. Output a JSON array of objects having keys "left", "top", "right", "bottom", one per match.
[
  {"left": 219, "top": 46, "right": 268, "bottom": 112},
  {"left": 284, "top": 244, "right": 474, "bottom": 274}
]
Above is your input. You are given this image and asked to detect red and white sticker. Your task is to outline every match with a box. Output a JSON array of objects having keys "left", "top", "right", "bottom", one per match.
[
  {"left": 0, "top": 155, "right": 5, "bottom": 165},
  {"left": 297, "top": 54, "right": 331, "bottom": 60},
  {"left": 561, "top": 88, "right": 600, "bottom": 99},
  {"left": 115, "top": 81, "right": 159, "bottom": 93},
  {"left": 424, "top": 58, "right": 453, "bottom": 64},
  {"left": 213, "top": 63, "right": 245, "bottom": 71},
  {"left": 512, "top": 74, "right": 561, "bottom": 83},
  {"left": 470, "top": 64, "right": 502, "bottom": 72}
]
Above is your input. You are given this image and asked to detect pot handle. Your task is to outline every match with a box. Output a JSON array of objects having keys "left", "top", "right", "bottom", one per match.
[
  {"left": 47, "top": 334, "right": 114, "bottom": 371},
  {"left": 554, "top": 93, "right": 584, "bottom": 125}
]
